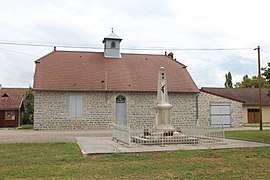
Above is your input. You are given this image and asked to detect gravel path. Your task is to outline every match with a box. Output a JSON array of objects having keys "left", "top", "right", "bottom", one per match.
[
  {"left": 0, "top": 127, "right": 269, "bottom": 143},
  {"left": 0, "top": 129, "right": 112, "bottom": 143}
]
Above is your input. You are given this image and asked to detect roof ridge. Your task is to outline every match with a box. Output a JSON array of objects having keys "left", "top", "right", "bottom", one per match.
[
  {"left": 200, "top": 89, "right": 245, "bottom": 103},
  {"left": 33, "top": 49, "right": 199, "bottom": 92},
  {"left": 35, "top": 51, "right": 56, "bottom": 63}
]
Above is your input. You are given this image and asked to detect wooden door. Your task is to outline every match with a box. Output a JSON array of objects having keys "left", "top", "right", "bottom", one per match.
[
  {"left": 0, "top": 111, "right": 4, "bottom": 127},
  {"left": 116, "top": 95, "right": 127, "bottom": 125},
  {"left": 247, "top": 109, "right": 260, "bottom": 123}
]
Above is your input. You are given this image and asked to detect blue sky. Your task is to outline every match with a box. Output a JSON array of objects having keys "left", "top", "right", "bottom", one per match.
[{"left": 1, "top": 0, "right": 270, "bottom": 88}]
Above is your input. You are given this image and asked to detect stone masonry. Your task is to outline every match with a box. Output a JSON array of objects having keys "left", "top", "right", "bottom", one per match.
[
  {"left": 198, "top": 92, "right": 243, "bottom": 127},
  {"left": 34, "top": 90, "right": 198, "bottom": 130}
]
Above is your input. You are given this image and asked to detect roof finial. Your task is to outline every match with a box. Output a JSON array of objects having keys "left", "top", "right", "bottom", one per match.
[{"left": 111, "top": 28, "right": 113, "bottom": 33}]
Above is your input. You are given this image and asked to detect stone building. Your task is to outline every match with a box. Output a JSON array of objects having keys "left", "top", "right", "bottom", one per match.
[
  {"left": 200, "top": 87, "right": 270, "bottom": 125},
  {"left": 33, "top": 31, "right": 200, "bottom": 130},
  {"left": 198, "top": 89, "right": 243, "bottom": 127}
]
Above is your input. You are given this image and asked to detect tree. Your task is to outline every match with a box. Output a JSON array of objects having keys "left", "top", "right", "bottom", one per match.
[
  {"left": 22, "top": 87, "right": 34, "bottom": 124},
  {"left": 234, "top": 74, "right": 270, "bottom": 88},
  {"left": 235, "top": 75, "right": 258, "bottom": 88},
  {"left": 261, "top": 62, "right": 270, "bottom": 82},
  {"left": 224, "top": 71, "right": 233, "bottom": 88},
  {"left": 234, "top": 62, "right": 270, "bottom": 88}
]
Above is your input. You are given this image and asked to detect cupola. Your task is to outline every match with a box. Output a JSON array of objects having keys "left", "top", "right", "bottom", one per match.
[{"left": 102, "top": 29, "right": 122, "bottom": 58}]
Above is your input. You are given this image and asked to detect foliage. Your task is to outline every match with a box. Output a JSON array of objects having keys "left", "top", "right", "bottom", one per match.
[
  {"left": 234, "top": 62, "right": 270, "bottom": 88},
  {"left": 235, "top": 75, "right": 258, "bottom": 88},
  {"left": 22, "top": 87, "right": 34, "bottom": 124},
  {"left": 0, "top": 142, "right": 270, "bottom": 179},
  {"left": 225, "top": 130, "right": 270, "bottom": 143},
  {"left": 261, "top": 62, "right": 270, "bottom": 82},
  {"left": 224, "top": 71, "right": 233, "bottom": 88}
]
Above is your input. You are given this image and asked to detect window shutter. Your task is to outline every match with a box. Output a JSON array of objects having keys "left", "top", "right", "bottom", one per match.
[
  {"left": 69, "top": 95, "right": 83, "bottom": 117},
  {"left": 76, "top": 95, "right": 83, "bottom": 116},
  {"left": 69, "top": 96, "right": 76, "bottom": 117}
]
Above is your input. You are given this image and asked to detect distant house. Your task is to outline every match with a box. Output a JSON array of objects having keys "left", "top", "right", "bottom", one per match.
[
  {"left": 201, "top": 87, "right": 270, "bottom": 124},
  {"left": 33, "top": 31, "right": 200, "bottom": 130},
  {"left": 0, "top": 87, "right": 27, "bottom": 128}
]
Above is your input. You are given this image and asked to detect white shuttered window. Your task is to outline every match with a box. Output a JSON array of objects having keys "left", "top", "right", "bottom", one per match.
[{"left": 69, "top": 95, "right": 83, "bottom": 117}]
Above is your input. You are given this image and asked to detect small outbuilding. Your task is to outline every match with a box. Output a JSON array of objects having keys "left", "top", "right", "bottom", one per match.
[
  {"left": 200, "top": 87, "right": 270, "bottom": 125},
  {"left": 0, "top": 87, "right": 27, "bottom": 128}
]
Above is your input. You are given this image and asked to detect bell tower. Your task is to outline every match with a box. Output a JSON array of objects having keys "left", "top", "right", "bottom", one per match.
[{"left": 102, "top": 28, "right": 122, "bottom": 58}]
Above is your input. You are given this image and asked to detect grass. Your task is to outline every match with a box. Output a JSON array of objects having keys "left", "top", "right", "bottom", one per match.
[
  {"left": 19, "top": 124, "right": 33, "bottom": 129},
  {"left": 243, "top": 123, "right": 270, "bottom": 128},
  {"left": 0, "top": 142, "right": 270, "bottom": 179},
  {"left": 225, "top": 130, "right": 270, "bottom": 143}
]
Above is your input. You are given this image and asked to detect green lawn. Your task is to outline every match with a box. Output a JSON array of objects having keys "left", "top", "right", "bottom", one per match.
[
  {"left": 19, "top": 124, "right": 33, "bottom": 129},
  {"left": 0, "top": 142, "right": 270, "bottom": 179},
  {"left": 243, "top": 123, "right": 270, "bottom": 128},
  {"left": 225, "top": 130, "right": 270, "bottom": 143}
]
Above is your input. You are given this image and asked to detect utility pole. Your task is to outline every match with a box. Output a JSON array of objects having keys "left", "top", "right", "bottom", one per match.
[{"left": 255, "top": 46, "right": 263, "bottom": 130}]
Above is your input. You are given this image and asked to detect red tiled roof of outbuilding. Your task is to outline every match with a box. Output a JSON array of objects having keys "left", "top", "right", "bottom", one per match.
[
  {"left": 33, "top": 51, "right": 199, "bottom": 92},
  {"left": 0, "top": 88, "right": 27, "bottom": 110},
  {"left": 0, "top": 97, "right": 23, "bottom": 110},
  {"left": 0, "top": 88, "right": 28, "bottom": 98}
]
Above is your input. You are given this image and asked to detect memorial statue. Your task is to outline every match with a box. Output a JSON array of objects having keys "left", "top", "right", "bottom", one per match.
[{"left": 155, "top": 67, "right": 174, "bottom": 132}]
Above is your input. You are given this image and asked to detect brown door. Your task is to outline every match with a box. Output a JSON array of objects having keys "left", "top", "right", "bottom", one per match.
[
  {"left": 0, "top": 111, "right": 4, "bottom": 127},
  {"left": 248, "top": 109, "right": 260, "bottom": 123}
]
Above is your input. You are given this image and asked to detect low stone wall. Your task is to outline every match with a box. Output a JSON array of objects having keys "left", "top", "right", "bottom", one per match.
[
  {"left": 198, "top": 92, "right": 243, "bottom": 127},
  {"left": 34, "top": 90, "right": 198, "bottom": 130}
]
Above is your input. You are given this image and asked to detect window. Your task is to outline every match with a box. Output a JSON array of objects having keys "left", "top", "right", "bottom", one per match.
[
  {"left": 69, "top": 95, "right": 83, "bottom": 117},
  {"left": 111, "top": 41, "right": 116, "bottom": 48},
  {"left": 210, "top": 103, "right": 231, "bottom": 126},
  {"left": 116, "top": 95, "right": 126, "bottom": 103},
  {"left": 248, "top": 109, "right": 259, "bottom": 113},
  {"left": 5, "top": 111, "right": 16, "bottom": 120}
]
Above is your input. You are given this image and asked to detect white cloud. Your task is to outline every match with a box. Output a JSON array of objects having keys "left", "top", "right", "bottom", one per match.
[{"left": 1, "top": 0, "right": 270, "bottom": 87}]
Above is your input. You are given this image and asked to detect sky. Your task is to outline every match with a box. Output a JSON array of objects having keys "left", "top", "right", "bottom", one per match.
[{"left": 1, "top": 0, "right": 270, "bottom": 88}]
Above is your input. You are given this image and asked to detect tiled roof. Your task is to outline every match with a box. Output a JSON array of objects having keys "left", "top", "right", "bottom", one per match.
[
  {"left": 33, "top": 51, "right": 199, "bottom": 92},
  {"left": 201, "top": 87, "right": 270, "bottom": 106},
  {"left": 0, "top": 88, "right": 27, "bottom": 109},
  {"left": 0, "top": 88, "right": 28, "bottom": 98},
  {"left": 0, "top": 97, "right": 23, "bottom": 110}
]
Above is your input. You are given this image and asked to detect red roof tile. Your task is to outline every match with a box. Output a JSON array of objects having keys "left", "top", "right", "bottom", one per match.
[
  {"left": 201, "top": 87, "right": 270, "bottom": 106},
  {"left": 0, "top": 88, "right": 27, "bottom": 109},
  {"left": 0, "top": 88, "right": 28, "bottom": 98},
  {"left": 34, "top": 51, "right": 199, "bottom": 92},
  {"left": 0, "top": 97, "right": 23, "bottom": 110}
]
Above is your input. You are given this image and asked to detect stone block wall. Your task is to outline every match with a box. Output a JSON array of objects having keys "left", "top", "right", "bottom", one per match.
[
  {"left": 198, "top": 92, "right": 243, "bottom": 127},
  {"left": 34, "top": 90, "right": 198, "bottom": 130},
  {"left": 169, "top": 92, "right": 198, "bottom": 127}
]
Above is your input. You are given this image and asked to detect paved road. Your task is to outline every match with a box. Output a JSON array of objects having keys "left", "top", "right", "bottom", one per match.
[
  {"left": 0, "top": 127, "right": 269, "bottom": 143},
  {"left": 0, "top": 129, "right": 112, "bottom": 143}
]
